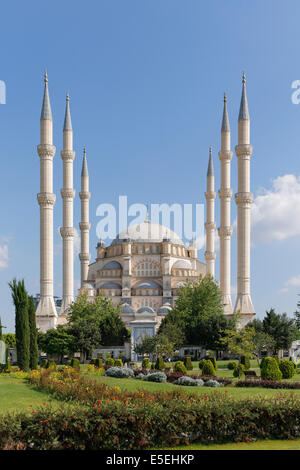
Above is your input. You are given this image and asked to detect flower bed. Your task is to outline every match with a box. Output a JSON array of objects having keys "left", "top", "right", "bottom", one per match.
[{"left": 236, "top": 380, "right": 300, "bottom": 389}]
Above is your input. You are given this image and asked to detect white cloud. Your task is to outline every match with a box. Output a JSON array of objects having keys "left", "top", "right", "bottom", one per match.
[
  {"left": 279, "top": 274, "right": 300, "bottom": 294},
  {"left": 0, "top": 244, "right": 8, "bottom": 269},
  {"left": 252, "top": 174, "right": 300, "bottom": 243}
]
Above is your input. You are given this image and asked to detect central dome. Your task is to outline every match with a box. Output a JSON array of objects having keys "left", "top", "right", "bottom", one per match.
[{"left": 111, "top": 220, "right": 184, "bottom": 246}]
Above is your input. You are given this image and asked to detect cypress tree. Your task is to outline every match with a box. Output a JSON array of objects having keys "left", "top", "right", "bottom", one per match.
[
  {"left": 28, "top": 296, "right": 38, "bottom": 370},
  {"left": 0, "top": 317, "right": 3, "bottom": 340},
  {"left": 8, "top": 279, "right": 30, "bottom": 371}
]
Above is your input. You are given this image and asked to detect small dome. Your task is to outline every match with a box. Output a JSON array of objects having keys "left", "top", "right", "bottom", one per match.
[
  {"left": 157, "top": 302, "right": 172, "bottom": 314},
  {"left": 137, "top": 306, "right": 155, "bottom": 314},
  {"left": 172, "top": 260, "right": 192, "bottom": 269},
  {"left": 121, "top": 303, "right": 134, "bottom": 313},
  {"left": 102, "top": 261, "right": 122, "bottom": 270},
  {"left": 134, "top": 280, "right": 161, "bottom": 289},
  {"left": 99, "top": 282, "right": 122, "bottom": 289}
]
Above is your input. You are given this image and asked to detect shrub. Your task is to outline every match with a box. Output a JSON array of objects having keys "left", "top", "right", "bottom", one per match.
[
  {"left": 201, "top": 360, "right": 216, "bottom": 376},
  {"left": 105, "top": 367, "right": 134, "bottom": 378},
  {"left": 184, "top": 356, "right": 193, "bottom": 370},
  {"left": 89, "top": 359, "right": 95, "bottom": 365},
  {"left": 177, "top": 376, "right": 204, "bottom": 387},
  {"left": 150, "top": 363, "right": 156, "bottom": 370},
  {"left": 199, "top": 359, "right": 205, "bottom": 370},
  {"left": 235, "top": 379, "right": 300, "bottom": 389},
  {"left": 240, "top": 356, "right": 250, "bottom": 370},
  {"left": 136, "top": 373, "right": 145, "bottom": 380},
  {"left": 155, "top": 357, "right": 165, "bottom": 371},
  {"left": 143, "top": 372, "right": 167, "bottom": 383},
  {"left": 40, "top": 359, "right": 48, "bottom": 368},
  {"left": 233, "top": 364, "right": 244, "bottom": 378},
  {"left": 174, "top": 361, "right": 187, "bottom": 374},
  {"left": 261, "top": 357, "right": 282, "bottom": 381},
  {"left": 204, "top": 379, "right": 222, "bottom": 387},
  {"left": 45, "top": 359, "right": 56, "bottom": 370},
  {"left": 106, "top": 357, "right": 115, "bottom": 367},
  {"left": 279, "top": 359, "right": 295, "bottom": 379},
  {"left": 94, "top": 358, "right": 104, "bottom": 368},
  {"left": 96, "top": 352, "right": 103, "bottom": 359},
  {"left": 207, "top": 357, "right": 217, "bottom": 371},
  {"left": 166, "top": 371, "right": 185, "bottom": 383},
  {"left": 70, "top": 358, "right": 80, "bottom": 370},
  {"left": 141, "top": 358, "right": 150, "bottom": 369},
  {"left": 129, "top": 362, "right": 137, "bottom": 370},
  {"left": 114, "top": 359, "right": 123, "bottom": 367},
  {"left": 227, "top": 361, "right": 235, "bottom": 370}
]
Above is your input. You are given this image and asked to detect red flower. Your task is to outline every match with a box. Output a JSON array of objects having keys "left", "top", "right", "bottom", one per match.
[
  {"left": 43, "top": 420, "right": 47, "bottom": 423},
  {"left": 107, "top": 420, "right": 110, "bottom": 423},
  {"left": 170, "top": 407, "right": 172, "bottom": 410},
  {"left": 97, "top": 400, "right": 101, "bottom": 404},
  {"left": 114, "top": 437, "right": 118, "bottom": 441},
  {"left": 32, "top": 411, "right": 35, "bottom": 414},
  {"left": 43, "top": 403, "right": 46, "bottom": 406}
]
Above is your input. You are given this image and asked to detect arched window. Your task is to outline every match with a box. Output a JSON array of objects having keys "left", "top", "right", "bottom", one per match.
[{"left": 133, "top": 261, "right": 161, "bottom": 277}]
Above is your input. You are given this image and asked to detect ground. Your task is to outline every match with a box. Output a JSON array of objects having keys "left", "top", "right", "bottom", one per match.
[{"left": 2, "top": 359, "right": 300, "bottom": 450}]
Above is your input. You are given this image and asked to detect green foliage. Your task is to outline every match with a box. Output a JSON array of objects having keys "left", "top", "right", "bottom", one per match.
[
  {"left": 94, "top": 358, "right": 103, "bottom": 368},
  {"left": 38, "top": 327, "right": 76, "bottom": 363},
  {"left": 8, "top": 278, "right": 30, "bottom": 371},
  {"left": 106, "top": 357, "right": 115, "bottom": 366},
  {"left": 201, "top": 359, "right": 216, "bottom": 376},
  {"left": 158, "top": 276, "right": 234, "bottom": 350},
  {"left": 240, "top": 355, "right": 250, "bottom": 370},
  {"left": 155, "top": 357, "right": 165, "bottom": 371},
  {"left": 174, "top": 361, "right": 187, "bottom": 374},
  {"left": 70, "top": 358, "right": 80, "bottom": 370},
  {"left": 207, "top": 356, "right": 217, "bottom": 370},
  {"left": 45, "top": 359, "right": 56, "bottom": 370},
  {"left": 129, "top": 362, "right": 137, "bottom": 369},
  {"left": 199, "top": 359, "right": 205, "bottom": 370},
  {"left": 2, "top": 333, "right": 16, "bottom": 349},
  {"left": 157, "top": 319, "right": 185, "bottom": 348},
  {"left": 233, "top": 363, "right": 245, "bottom": 378},
  {"left": 279, "top": 359, "right": 295, "bottom": 379},
  {"left": 220, "top": 327, "right": 256, "bottom": 361},
  {"left": 141, "top": 357, "right": 150, "bottom": 369},
  {"left": 114, "top": 358, "right": 123, "bottom": 367},
  {"left": 28, "top": 296, "right": 38, "bottom": 370},
  {"left": 261, "top": 357, "right": 282, "bottom": 381},
  {"left": 40, "top": 359, "right": 48, "bottom": 368},
  {"left": 183, "top": 355, "right": 193, "bottom": 370},
  {"left": 227, "top": 361, "right": 235, "bottom": 370},
  {"left": 263, "top": 309, "right": 297, "bottom": 352}
]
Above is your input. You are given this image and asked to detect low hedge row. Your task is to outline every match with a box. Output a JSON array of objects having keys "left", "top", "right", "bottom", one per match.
[
  {"left": 2, "top": 396, "right": 300, "bottom": 449},
  {"left": 236, "top": 380, "right": 300, "bottom": 389}
]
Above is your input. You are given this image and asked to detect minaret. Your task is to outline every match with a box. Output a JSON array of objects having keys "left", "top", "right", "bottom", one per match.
[
  {"left": 36, "top": 71, "right": 57, "bottom": 331},
  {"left": 233, "top": 73, "right": 255, "bottom": 322},
  {"left": 79, "top": 148, "right": 91, "bottom": 287},
  {"left": 60, "top": 93, "right": 75, "bottom": 314},
  {"left": 204, "top": 146, "right": 216, "bottom": 277},
  {"left": 218, "top": 93, "right": 233, "bottom": 314}
]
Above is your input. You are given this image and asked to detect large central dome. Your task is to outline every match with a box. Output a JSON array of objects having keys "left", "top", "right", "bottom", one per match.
[{"left": 111, "top": 220, "right": 185, "bottom": 246}]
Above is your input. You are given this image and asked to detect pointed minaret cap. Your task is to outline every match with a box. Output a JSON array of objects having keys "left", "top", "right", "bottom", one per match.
[
  {"left": 238, "top": 72, "right": 250, "bottom": 120},
  {"left": 221, "top": 93, "right": 230, "bottom": 131},
  {"left": 41, "top": 70, "right": 52, "bottom": 120},
  {"left": 207, "top": 146, "right": 214, "bottom": 176},
  {"left": 81, "top": 147, "right": 88, "bottom": 177},
  {"left": 63, "top": 92, "right": 72, "bottom": 130}
]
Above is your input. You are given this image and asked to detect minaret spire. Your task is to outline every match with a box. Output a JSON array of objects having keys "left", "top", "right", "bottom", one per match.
[
  {"left": 218, "top": 93, "right": 233, "bottom": 314},
  {"left": 205, "top": 146, "right": 216, "bottom": 277},
  {"left": 234, "top": 72, "right": 255, "bottom": 324},
  {"left": 36, "top": 71, "right": 57, "bottom": 331},
  {"left": 60, "top": 93, "right": 76, "bottom": 314},
  {"left": 79, "top": 147, "right": 91, "bottom": 287}
]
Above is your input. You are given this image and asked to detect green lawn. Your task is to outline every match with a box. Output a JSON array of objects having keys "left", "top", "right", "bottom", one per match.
[
  {"left": 161, "top": 439, "right": 300, "bottom": 450},
  {"left": 0, "top": 375, "right": 63, "bottom": 414}
]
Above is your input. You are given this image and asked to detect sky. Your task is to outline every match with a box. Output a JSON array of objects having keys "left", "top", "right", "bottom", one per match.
[{"left": 1, "top": 0, "right": 300, "bottom": 332}]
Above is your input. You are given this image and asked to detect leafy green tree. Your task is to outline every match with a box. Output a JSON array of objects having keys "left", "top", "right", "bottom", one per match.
[
  {"left": 157, "top": 318, "right": 185, "bottom": 348},
  {"left": 159, "top": 276, "right": 235, "bottom": 351},
  {"left": 220, "top": 327, "right": 256, "bottom": 363},
  {"left": 134, "top": 335, "right": 157, "bottom": 356},
  {"left": 3, "top": 333, "right": 16, "bottom": 348},
  {"left": 69, "top": 317, "right": 102, "bottom": 358},
  {"left": 263, "top": 308, "right": 297, "bottom": 352},
  {"left": 28, "top": 296, "right": 38, "bottom": 369},
  {"left": 8, "top": 279, "right": 30, "bottom": 371},
  {"left": 39, "top": 327, "right": 76, "bottom": 363},
  {"left": 252, "top": 331, "right": 276, "bottom": 366}
]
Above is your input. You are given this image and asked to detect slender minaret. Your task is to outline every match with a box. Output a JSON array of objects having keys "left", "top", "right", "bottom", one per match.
[
  {"left": 218, "top": 94, "right": 233, "bottom": 314},
  {"left": 36, "top": 71, "right": 57, "bottom": 331},
  {"left": 60, "top": 93, "right": 75, "bottom": 314},
  {"left": 234, "top": 72, "right": 255, "bottom": 321},
  {"left": 204, "top": 147, "right": 216, "bottom": 277},
  {"left": 79, "top": 148, "right": 91, "bottom": 287}
]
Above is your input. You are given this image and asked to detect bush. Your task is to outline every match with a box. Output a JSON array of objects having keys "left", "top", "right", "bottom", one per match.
[
  {"left": 106, "top": 357, "right": 115, "bottom": 367},
  {"left": 70, "top": 358, "right": 80, "bottom": 370},
  {"left": 235, "top": 380, "right": 300, "bottom": 389},
  {"left": 177, "top": 376, "right": 204, "bottom": 387},
  {"left": 240, "top": 356, "right": 250, "bottom": 370},
  {"left": 114, "top": 359, "right": 123, "bottom": 367},
  {"left": 233, "top": 364, "right": 244, "bottom": 378},
  {"left": 204, "top": 379, "right": 222, "bottom": 387},
  {"left": 143, "top": 372, "right": 167, "bottom": 383},
  {"left": 150, "top": 363, "right": 156, "bottom": 370},
  {"left": 174, "top": 361, "right": 187, "bottom": 374},
  {"left": 136, "top": 373, "right": 145, "bottom": 380},
  {"left": 105, "top": 367, "right": 134, "bottom": 378},
  {"left": 207, "top": 357, "right": 217, "bottom": 371},
  {"left": 261, "top": 357, "right": 282, "bottom": 381},
  {"left": 45, "top": 359, "right": 56, "bottom": 370},
  {"left": 40, "top": 359, "right": 48, "bottom": 368},
  {"left": 155, "top": 357, "right": 165, "bottom": 371},
  {"left": 227, "top": 361, "right": 236, "bottom": 370},
  {"left": 141, "top": 358, "right": 150, "bottom": 369},
  {"left": 199, "top": 359, "right": 205, "bottom": 370},
  {"left": 279, "top": 359, "right": 295, "bottom": 379},
  {"left": 201, "top": 360, "right": 216, "bottom": 376},
  {"left": 94, "top": 358, "right": 104, "bottom": 368},
  {"left": 129, "top": 362, "right": 137, "bottom": 370},
  {"left": 183, "top": 356, "right": 193, "bottom": 370}
]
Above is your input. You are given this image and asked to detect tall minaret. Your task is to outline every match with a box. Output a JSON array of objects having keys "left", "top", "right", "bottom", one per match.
[
  {"left": 204, "top": 147, "right": 216, "bottom": 277},
  {"left": 36, "top": 71, "right": 57, "bottom": 331},
  {"left": 79, "top": 148, "right": 91, "bottom": 287},
  {"left": 218, "top": 94, "right": 233, "bottom": 314},
  {"left": 234, "top": 73, "right": 255, "bottom": 322},
  {"left": 60, "top": 93, "right": 75, "bottom": 314}
]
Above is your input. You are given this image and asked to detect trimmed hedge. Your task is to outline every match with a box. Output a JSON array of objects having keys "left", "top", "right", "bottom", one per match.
[
  {"left": 201, "top": 360, "right": 216, "bottom": 376},
  {"left": 155, "top": 357, "right": 165, "bottom": 371},
  {"left": 184, "top": 356, "right": 193, "bottom": 370},
  {"left": 114, "top": 359, "right": 123, "bottom": 367},
  {"left": 240, "top": 356, "right": 250, "bottom": 370},
  {"left": 235, "top": 380, "right": 300, "bottom": 389},
  {"left": 261, "top": 357, "right": 282, "bottom": 381},
  {"left": 227, "top": 361, "right": 235, "bottom": 370},
  {"left": 141, "top": 358, "right": 150, "bottom": 369},
  {"left": 105, "top": 367, "right": 134, "bottom": 378},
  {"left": 279, "top": 359, "right": 295, "bottom": 379},
  {"left": 70, "top": 358, "right": 80, "bottom": 370},
  {"left": 174, "top": 361, "right": 187, "bottom": 374}
]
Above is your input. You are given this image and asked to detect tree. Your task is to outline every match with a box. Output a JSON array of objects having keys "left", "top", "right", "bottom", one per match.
[
  {"left": 252, "top": 331, "right": 276, "bottom": 366},
  {"left": 3, "top": 333, "right": 16, "bottom": 348},
  {"left": 263, "top": 308, "right": 297, "bottom": 352},
  {"left": 39, "top": 326, "right": 76, "bottom": 363},
  {"left": 8, "top": 279, "right": 30, "bottom": 371},
  {"left": 69, "top": 317, "right": 102, "bottom": 358},
  {"left": 159, "top": 276, "right": 235, "bottom": 351},
  {"left": 28, "top": 296, "right": 38, "bottom": 369},
  {"left": 157, "top": 319, "right": 185, "bottom": 349},
  {"left": 134, "top": 335, "right": 157, "bottom": 357},
  {"left": 220, "top": 327, "right": 256, "bottom": 362}
]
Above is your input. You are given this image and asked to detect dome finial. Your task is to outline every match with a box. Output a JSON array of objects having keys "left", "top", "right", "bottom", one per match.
[
  {"left": 224, "top": 92, "right": 227, "bottom": 103},
  {"left": 242, "top": 71, "right": 246, "bottom": 84},
  {"left": 207, "top": 146, "right": 214, "bottom": 176},
  {"left": 221, "top": 92, "right": 230, "bottom": 132},
  {"left": 44, "top": 69, "right": 48, "bottom": 83},
  {"left": 63, "top": 91, "right": 72, "bottom": 130}
]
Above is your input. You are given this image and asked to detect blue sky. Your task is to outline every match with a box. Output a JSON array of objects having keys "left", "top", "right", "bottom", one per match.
[{"left": 1, "top": 0, "right": 300, "bottom": 332}]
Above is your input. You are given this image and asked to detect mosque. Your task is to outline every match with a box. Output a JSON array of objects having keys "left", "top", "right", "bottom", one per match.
[{"left": 35, "top": 72, "right": 255, "bottom": 346}]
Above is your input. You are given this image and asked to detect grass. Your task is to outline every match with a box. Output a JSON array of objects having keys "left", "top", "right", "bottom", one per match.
[
  {"left": 161, "top": 439, "right": 300, "bottom": 450},
  {"left": 0, "top": 375, "right": 64, "bottom": 414}
]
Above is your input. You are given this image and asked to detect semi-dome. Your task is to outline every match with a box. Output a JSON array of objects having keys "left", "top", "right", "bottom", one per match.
[
  {"left": 137, "top": 306, "right": 155, "bottom": 314},
  {"left": 121, "top": 303, "right": 134, "bottom": 314},
  {"left": 111, "top": 221, "right": 184, "bottom": 246},
  {"left": 102, "top": 261, "right": 122, "bottom": 270},
  {"left": 99, "top": 282, "right": 122, "bottom": 289},
  {"left": 172, "top": 259, "right": 192, "bottom": 269},
  {"left": 133, "top": 280, "right": 161, "bottom": 289}
]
